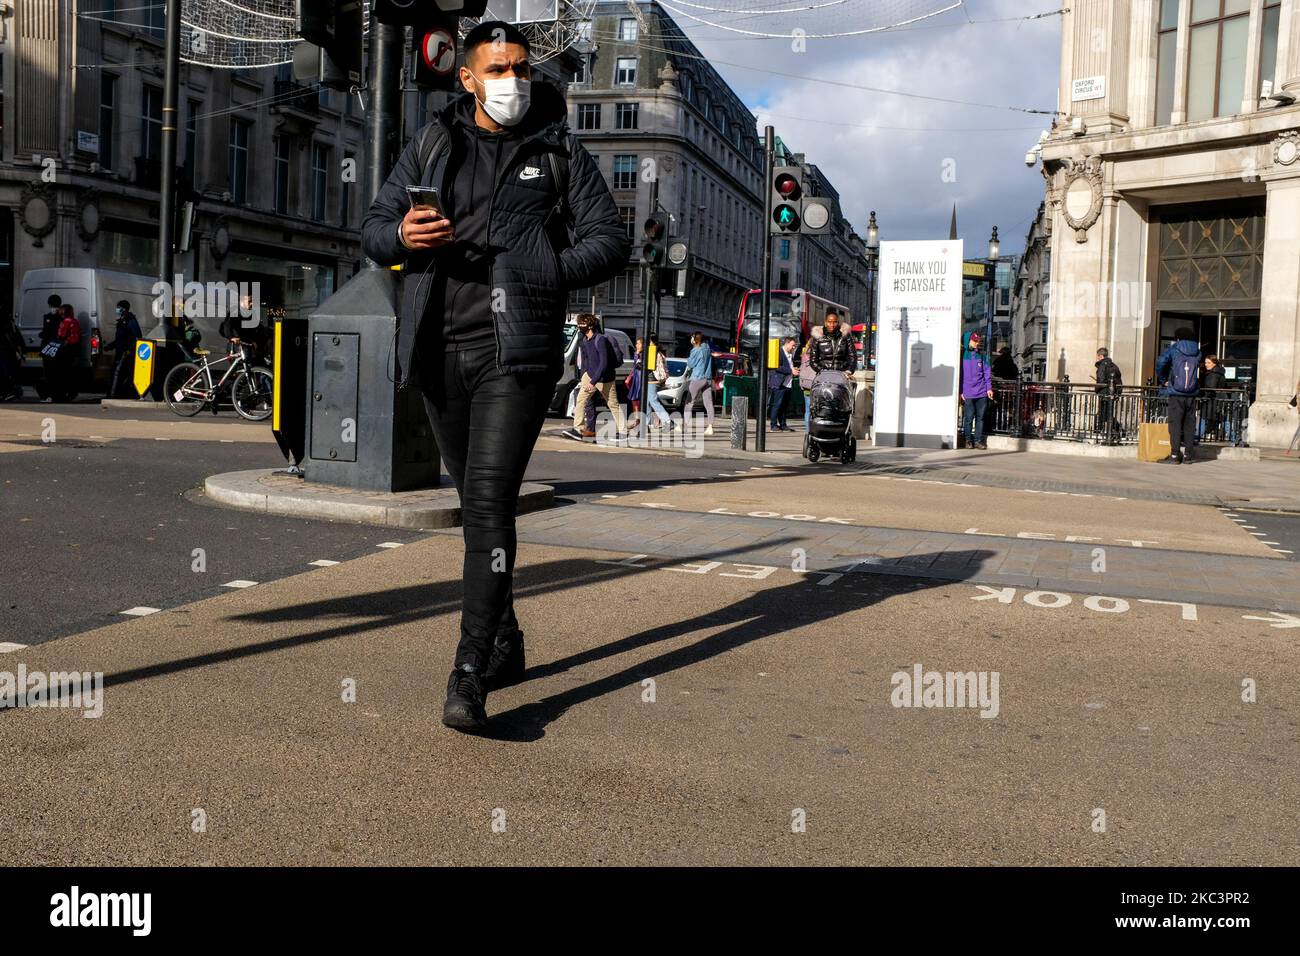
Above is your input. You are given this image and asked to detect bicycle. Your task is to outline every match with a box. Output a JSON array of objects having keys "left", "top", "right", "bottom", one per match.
[{"left": 163, "top": 343, "right": 273, "bottom": 421}]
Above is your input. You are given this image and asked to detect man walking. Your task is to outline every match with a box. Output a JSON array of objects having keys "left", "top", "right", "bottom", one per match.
[
  {"left": 1156, "top": 328, "right": 1201, "bottom": 464},
  {"left": 768, "top": 337, "right": 795, "bottom": 431},
  {"left": 106, "top": 300, "right": 143, "bottom": 398},
  {"left": 1093, "top": 347, "right": 1122, "bottom": 444},
  {"left": 361, "top": 21, "right": 629, "bottom": 731},
  {"left": 960, "top": 331, "right": 993, "bottom": 449},
  {"left": 563, "top": 313, "right": 626, "bottom": 442}
]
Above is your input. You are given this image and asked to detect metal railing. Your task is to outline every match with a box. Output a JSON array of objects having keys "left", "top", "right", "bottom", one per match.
[{"left": 984, "top": 380, "right": 1249, "bottom": 446}]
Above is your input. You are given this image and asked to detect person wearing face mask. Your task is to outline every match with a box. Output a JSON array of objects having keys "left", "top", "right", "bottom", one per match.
[
  {"left": 105, "top": 300, "right": 143, "bottom": 398},
  {"left": 362, "top": 21, "right": 628, "bottom": 733}
]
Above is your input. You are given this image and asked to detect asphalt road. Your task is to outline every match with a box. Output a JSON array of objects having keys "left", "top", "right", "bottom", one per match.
[
  {"left": 0, "top": 404, "right": 748, "bottom": 647},
  {"left": 2, "top": 533, "right": 1295, "bottom": 865},
  {"left": 1221, "top": 506, "right": 1300, "bottom": 560}
]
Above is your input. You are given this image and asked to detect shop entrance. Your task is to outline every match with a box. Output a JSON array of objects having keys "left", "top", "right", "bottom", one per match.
[
  {"left": 1156, "top": 310, "right": 1258, "bottom": 395},
  {"left": 1154, "top": 198, "right": 1263, "bottom": 397}
]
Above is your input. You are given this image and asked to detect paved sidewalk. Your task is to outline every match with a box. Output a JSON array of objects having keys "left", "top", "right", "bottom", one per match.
[
  {"left": 514, "top": 503, "right": 1300, "bottom": 612},
  {"left": 540, "top": 416, "right": 1300, "bottom": 510}
]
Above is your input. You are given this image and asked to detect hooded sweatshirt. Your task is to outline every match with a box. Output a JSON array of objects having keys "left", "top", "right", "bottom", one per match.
[
  {"left": 960, "top": 332, "right": 992, "bottom": 399},
  {"left": 423, "top": 95, "right": 528, "bottom": 353}
]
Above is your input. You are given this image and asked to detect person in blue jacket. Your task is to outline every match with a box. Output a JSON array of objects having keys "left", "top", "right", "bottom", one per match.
[
  {"left": 1156, "top": 328, "right": 1202, "bottom": 464},
  {"left": 960, "top": 330, "right": 993, "bottom": 449}
]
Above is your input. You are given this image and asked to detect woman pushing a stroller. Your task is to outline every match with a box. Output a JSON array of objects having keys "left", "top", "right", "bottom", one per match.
[{"left": 803, "top": 309, "right": 859, "bottom": 463}]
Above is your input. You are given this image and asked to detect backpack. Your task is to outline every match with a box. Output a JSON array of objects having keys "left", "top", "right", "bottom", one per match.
[
  {"left": 1170, "top": 349, "right": 1199, "bottom": 395},
  {"left": 414, "top": 122, "right": 571, "bottom": 230}
]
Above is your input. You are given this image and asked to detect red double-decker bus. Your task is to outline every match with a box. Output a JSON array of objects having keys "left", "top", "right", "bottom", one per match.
[{"left": 734, "top": 289, "right": 853, "bottom": 364}]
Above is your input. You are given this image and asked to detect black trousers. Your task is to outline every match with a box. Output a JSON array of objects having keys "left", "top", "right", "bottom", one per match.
[
  {"left": 109, "top": 351, "right": 134, "bottom": 398},
  {"left": 419, "top": 342, "right": 558, "bottom": 671},
  {"left": 1167, "top": 393, "right": 1197, "bottom": 456}
]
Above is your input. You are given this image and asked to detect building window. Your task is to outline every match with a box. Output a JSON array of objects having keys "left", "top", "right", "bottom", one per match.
[
  {"left": 1261, "top": 1, "right": 1283, "bottom": 93},
  {"left": 142, "top": 85, "right": 162, "bottom": 162},
  {"left": 341, "top": 152, "right": 354, "bottom": 227},
  {"left": 99, "top": 74, "right": 117, "bottom": 170},
  {"left": 570, "top": 286, "right": 593, "bottom": 308},
  {"left": 619, "top": 17, "right": 638, "bottom": 42},
  {"left": 312, "top": 143, "right": 331, "bottom": 221},
  {"left": 616, "top": 102, "right": 639, "bottom": 130},
  {"left": 613, "top": 154, "right": 638, "bottom": 190},
  {"left": 185, "top": 98, "right": 201, "bottom": 176},
  {"left": 1187, "top": 0, "right": 1253, "bottom": 122},
  {"left": 573, "top": 55, "right": 588, "bottom": 84},
  {"left": 1156, "top": 0, "right": 1179, "bottom": 125},
  {"left": 615, "top": 57, "right": 638, "bottom": 86},
  {"left": 619, "top": 206, "right": 636, "bottom": 240},
  {"left": 146, "top": 1, "right": 165, "bottom": 38},
  {"left": 274, "top": 136, "right": 291, "bottom": 215},
  {"left": 608, "top": 269, "right": 635, "bottom": 305},
  {"left": 228, "top": 117, "right": 251, "bottom": 204},
  {"left": 577, "top": 103, "right": 601, "bottom": 130}
]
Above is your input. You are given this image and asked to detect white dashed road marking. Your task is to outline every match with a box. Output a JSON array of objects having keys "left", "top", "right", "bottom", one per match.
[
  {"left": 120, "top": 607, "right": 161, "bottom": 617},
  {"left": 0, "top": 642, "right": 28, "bottom": 653},
  {"left": 309, "top": 559, "right": 339, "bottom": 567},
  {"left": 376, "top": 542, "right": 403, "bottom": 549},
  {"left": 221, "top": 580, "right": 258, "bottom": 589}
]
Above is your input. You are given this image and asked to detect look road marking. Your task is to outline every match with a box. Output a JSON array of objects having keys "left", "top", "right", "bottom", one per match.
[{"left": 971, "top": 586, "right": 1198, "bottom": 620}]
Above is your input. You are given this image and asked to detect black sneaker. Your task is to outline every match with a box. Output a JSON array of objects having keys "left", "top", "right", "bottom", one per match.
[
  {"left": 560, "top": 427, "right": 586, "bottom": 442},
  {"left": 442, "top": 664, "right": 488, "bottom": 731},
  {"left": 484, "top": 631, "right": 526, "bottom": 691}
]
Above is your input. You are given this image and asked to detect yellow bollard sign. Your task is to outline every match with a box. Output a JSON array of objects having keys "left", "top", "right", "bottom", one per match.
[
  {"left": 767, "top": 337, "right": 781, "bottom": 370},
  {"left": 647, "top": 342, "right": 657, "bottom": 369},
  {"left": 133, "top": 340, "right": 155, "bottom": 397}
]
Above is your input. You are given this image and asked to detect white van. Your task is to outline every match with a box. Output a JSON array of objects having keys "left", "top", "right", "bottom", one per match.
[
  {"left": 16, "top": 268, "right": 157, "bottom": 396},
  {"left": 549, "top": 317, "right": 635, "bottom": 416}
]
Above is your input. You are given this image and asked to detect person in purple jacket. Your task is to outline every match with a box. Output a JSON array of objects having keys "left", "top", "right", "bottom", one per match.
[{"left": 960, "top": 330, "right": 994, "bottom": 450}]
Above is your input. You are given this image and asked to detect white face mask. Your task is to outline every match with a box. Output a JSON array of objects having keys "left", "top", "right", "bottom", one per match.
[{"left": 471, "top": 74, "right": 530, "bottom": 127}]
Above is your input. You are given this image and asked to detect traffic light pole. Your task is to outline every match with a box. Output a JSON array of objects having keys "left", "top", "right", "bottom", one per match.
[
  {"left": 756, "top": 126, "right": 775, "bottom": 453},
  {"left": 148, "top": 0, "right": 182, "bottom": 341},
  {"left": 365, "top": 18, "right": 405, "bottom": 261},
  {"left": 637, "top": 176, "right": 659, "bottom": 443}
]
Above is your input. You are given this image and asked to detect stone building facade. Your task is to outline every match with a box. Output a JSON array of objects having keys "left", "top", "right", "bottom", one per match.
[
  {"left": 1011, "top": 202, "right": 1052, "bottom": 381},
  {"left": 564, "top": 1, "right": 868, "bottom": 352},
  {"left": 1041, "top": 0, "right": 1300, "bottom": 446},
  {"left": 0, "top": 1, "right": 367, "bottom": 330}
]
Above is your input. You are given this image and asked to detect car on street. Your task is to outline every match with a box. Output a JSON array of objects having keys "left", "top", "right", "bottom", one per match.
[{"left": 657, "top": 352, "right": 752, "bottom": 412}]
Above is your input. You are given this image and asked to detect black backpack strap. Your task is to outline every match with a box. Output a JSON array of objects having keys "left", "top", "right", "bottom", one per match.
[
  {"left": 547, "top": 138, "right": 572, "bottom": 227},
  {"left": 416, "top": 123, "right": 450, "bottom": 185}
]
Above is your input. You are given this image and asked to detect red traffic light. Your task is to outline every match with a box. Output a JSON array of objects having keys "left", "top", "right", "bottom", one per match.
[
  {"left": 643, "top": 217, "right": 665, "bottom": 240},
  {"left": 775, "top": 173, "right": 801, "bottom": 200}
]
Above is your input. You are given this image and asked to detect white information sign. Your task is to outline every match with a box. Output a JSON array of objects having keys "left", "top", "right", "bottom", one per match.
[
  {"left": 1072, "top": 76, "right": 1106, "bottom": 102},
  {"left": 873, "top": 240, "right": 963, "bottom": 449}
]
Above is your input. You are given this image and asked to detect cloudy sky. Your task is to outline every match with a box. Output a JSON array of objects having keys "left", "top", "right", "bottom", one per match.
[{"left": 657, "top": 0, "right": 1063, "bottom": 256}]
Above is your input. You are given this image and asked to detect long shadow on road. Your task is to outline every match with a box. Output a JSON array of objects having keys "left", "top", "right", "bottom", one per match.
[{"left": 27, "top": 542, "right": 996, "bottom": 743}]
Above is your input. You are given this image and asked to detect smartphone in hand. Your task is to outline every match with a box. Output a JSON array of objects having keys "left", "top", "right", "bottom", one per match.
[{"left": 405, "top": 185, "right": 445, "bottom": 218}]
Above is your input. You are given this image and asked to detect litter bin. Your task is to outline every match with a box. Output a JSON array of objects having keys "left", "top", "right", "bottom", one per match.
[{"left": 723, "top": 373, "right": 758, "bottom": 416}]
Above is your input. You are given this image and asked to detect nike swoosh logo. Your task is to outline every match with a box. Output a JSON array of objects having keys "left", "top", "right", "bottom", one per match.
[{"left": 519, "top": 169, "right": 543, "bottom": 180}]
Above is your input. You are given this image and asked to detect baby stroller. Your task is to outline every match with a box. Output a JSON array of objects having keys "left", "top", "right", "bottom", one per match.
[{"left": 803, "top": 371, "right": 857, "bottom": 463}]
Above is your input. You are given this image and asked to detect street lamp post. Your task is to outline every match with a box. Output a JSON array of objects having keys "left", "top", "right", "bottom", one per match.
[
  {"left": 866, "top": 211, "right": 879, "bottom": 368},
  {"left": 986, "top": 225, "right": 1000, "bottom": 354}
]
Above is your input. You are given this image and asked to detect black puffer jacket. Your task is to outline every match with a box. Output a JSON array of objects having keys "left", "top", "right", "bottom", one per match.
[
  {"left": 808, "top": 328, "right": 858, "bottom": 374},
  {"left": 362, "top": 81, "right": 630, "bottom": 386}
]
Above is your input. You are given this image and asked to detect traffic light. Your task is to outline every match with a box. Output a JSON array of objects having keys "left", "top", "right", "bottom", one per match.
[
  {"left": 373, "top": 0, "right": 489, "bottom": 23},
  {"left": 641, "top": 213, "right": 669, "bottom": 267},
  {"left": 769, "top": 165, "right": 834, "bottom": 236},
  {"left": 294, "top": 1, "right": 363, "bottom": 91},
  {"left": 771, "top": 168, "right": 802, "bottom": 233}
]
